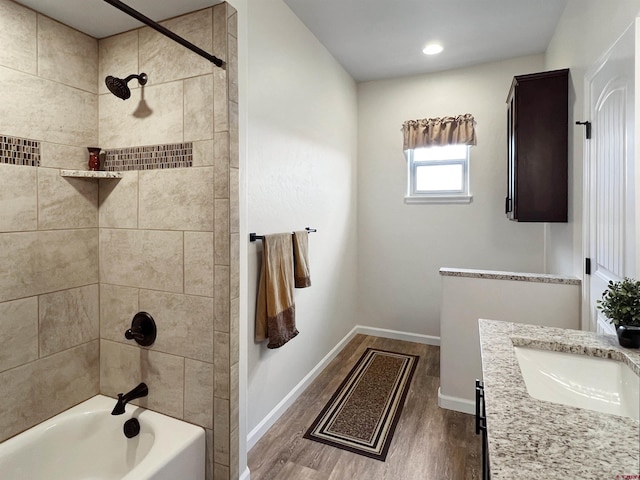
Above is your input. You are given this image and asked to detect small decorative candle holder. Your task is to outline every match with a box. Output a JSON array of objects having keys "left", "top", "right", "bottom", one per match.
[{"left": 87, "top": 147, "right": 101, "bottom": 171}]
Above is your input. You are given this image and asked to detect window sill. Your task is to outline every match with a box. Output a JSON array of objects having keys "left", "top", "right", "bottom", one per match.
[{"left": 404, "top": 194, "right": 473, "bottom": 205}]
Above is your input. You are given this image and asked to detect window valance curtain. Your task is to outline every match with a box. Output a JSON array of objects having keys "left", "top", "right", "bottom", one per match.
[{"left": 402, "top": 114, "right": 477, "bottom": 150}]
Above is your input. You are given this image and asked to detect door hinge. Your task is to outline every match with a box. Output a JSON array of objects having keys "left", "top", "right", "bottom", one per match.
[
  {"left": 576, "top": 121, "right": 592, "bottom": 139},
  {"left": 585, "top": 257, "right": 591, "bottom": 275}
]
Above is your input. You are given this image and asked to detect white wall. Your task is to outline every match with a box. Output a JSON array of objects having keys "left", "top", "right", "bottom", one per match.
[
  {"left": 544, "top": 0, "right": 640, "bottom": 277},
  {"left": 439, "top": 273, "right": 581, "bottom": 412},
  {"left": 246, "top": 0, "right": 358, "bottom": 434},
  {"left": 356, "top": 55, "right": 548, "bottom": 337}
]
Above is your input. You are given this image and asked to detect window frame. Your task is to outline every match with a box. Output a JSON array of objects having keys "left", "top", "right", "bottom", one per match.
[{"left": 404, "top": 145, "right": 473, "bottom": 204}]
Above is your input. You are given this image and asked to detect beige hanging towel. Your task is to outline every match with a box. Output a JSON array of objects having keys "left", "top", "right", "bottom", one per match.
[
  {"left": 255, "top": 233, "right": 299, "bottom": 349},
  {"left": 293, "top": 231, "right": 311, "bottom": 288}
]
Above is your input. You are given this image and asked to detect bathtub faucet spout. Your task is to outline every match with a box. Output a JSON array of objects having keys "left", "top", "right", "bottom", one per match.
[{"left": 111, "top": 382, "right": 148, "bottom": 415}]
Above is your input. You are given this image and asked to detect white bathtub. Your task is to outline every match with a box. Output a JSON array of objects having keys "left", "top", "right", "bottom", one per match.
[{"left": 0, "top": 395, "right": 205, "bottom": 480}]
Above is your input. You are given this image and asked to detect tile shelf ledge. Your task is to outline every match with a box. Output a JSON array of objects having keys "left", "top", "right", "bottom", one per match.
[{"left": 60, "top": 170, "right": 123, "bottom": 179}]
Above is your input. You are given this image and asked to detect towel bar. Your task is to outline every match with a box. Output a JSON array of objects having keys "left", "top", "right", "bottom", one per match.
[{"left": 249, "top": 227, "right": 316, "bottom": 242}]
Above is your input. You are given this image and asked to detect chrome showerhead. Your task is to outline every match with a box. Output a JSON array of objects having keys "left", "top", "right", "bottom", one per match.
[{"left": 105, "top": 73, "right": 148, "bottom": 100}]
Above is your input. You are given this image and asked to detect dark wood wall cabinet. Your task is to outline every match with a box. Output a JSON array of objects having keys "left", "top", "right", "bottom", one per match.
[{"left": 506, "top": 68, "right": 569, "bottom": 222}]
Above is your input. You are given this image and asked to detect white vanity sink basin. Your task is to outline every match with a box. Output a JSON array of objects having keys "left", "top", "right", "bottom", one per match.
[{"left": 514, "top": 346, "right": 640, "bottom": 420}]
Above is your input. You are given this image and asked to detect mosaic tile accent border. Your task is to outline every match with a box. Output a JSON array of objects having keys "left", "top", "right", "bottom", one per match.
[
  {"left": 0, "top": 135, "right": 40, "bottom": 167},
  {"left": 103, "top": 142, "right": 193, "bottom": 171}
]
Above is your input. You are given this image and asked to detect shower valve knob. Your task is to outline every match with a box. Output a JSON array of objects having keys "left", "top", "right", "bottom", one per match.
[{"left": 125, "top": 312, "right": 156, "bottom": 346}]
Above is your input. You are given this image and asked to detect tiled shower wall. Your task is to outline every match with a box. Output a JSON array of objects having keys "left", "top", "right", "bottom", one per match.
[
  {"left": 97, "top": 5, "right": 239, "bottom": 478},
  {"left": 0, "top": 0, "right": 100, "bottom": 443},
  {"left": 0, "top": 1, "right": 239, "bottom": 479}
]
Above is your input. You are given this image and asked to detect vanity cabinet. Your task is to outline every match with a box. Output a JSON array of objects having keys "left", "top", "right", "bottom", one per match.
[{"left": 506, "top": 69, "right": 569, "bottom": 222}]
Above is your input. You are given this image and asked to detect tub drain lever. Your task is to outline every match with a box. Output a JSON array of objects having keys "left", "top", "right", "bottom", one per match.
[{"left": 125, "top": 312, "right": 157, "bottom": 346}]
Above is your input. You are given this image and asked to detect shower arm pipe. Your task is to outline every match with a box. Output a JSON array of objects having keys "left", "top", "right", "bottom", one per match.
[
  {"left": 102, "top": 0, "right": 225, "bottom": 69},
  {"left": 249, "top": 227, "right": 316, "bottom": 242}
]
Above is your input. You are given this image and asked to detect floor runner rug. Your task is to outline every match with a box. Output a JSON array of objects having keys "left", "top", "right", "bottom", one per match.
[{"left": 303, "top": 348, "right": 419, "bottom": 461}]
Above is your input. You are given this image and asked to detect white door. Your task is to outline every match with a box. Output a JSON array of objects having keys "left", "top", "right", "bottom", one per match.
[{"left": 585, "top": 22, "right": 637, "bottom": 333}]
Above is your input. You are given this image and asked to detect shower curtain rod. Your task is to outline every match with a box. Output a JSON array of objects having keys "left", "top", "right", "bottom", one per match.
[{"left": 102, "top": 0, "right": 226, "bottom": 69}]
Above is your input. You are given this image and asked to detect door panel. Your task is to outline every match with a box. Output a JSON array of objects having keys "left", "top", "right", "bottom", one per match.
[{"left": 586, "top": 23, "right": 636, "bottom": 333}]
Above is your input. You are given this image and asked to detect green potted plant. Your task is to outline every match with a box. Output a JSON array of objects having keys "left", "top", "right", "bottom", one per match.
[{"left": 597, "top": 277, "right": 640, "bottom": 348}]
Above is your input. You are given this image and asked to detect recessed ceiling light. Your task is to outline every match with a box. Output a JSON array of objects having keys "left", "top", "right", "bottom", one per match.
[{"left": 423, "top": 43, "right": 443, "bottom": 55}]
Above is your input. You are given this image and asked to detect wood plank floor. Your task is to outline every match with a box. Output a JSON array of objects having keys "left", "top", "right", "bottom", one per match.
[{"left": 248, "top": 335, "right": 481, "bottom": 480}]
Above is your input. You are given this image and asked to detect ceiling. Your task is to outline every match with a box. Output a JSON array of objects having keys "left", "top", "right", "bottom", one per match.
[
  {"left": 15, "top": 0, "right": 568, "bottom": 82},
  {"left": 282, "top": 0, "right": 568, "bottom": 81}
]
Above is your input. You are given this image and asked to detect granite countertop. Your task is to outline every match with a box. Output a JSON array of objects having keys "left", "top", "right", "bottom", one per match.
[
  {"left": 439, "top": 267, "right": 581, "bottom": 285},
  {"left": 479, "top": 319, "right": 640, "bottom": 479}
]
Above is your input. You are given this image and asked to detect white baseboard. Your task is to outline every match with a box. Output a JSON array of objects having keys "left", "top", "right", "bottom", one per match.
[
  {"left": 247, "top": 325, "right": 441, "bottom": 450},
  {"left": 246, "top": 325, "right": 360, "bottom": 450},
  {"left": 437, "top": 387, "right": 475, "bottom": 415},
  {"left": 355, "top": 325, "right": 440, "bottom": 346},
  {"left": 239, "top": 466, "right": 250, "bottom": 480}
]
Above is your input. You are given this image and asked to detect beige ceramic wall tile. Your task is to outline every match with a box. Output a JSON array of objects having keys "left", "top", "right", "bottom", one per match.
[
  {"left": 227, "top": 33, "right": 238, "bottom": 105},
  {"left": 0, "top": 340, "right": 99, "bottom": 443},
  {"left": 0, "top": 164, "right": 37, "bottom": 232},
  {"left": 229, "top": 107, "right": 240, "bottom": 168},
  {"left": 230, "top": 233, "right": 239, "bottom": 300},
  {"left": 37, "top": 15, "right": 98, "bottom": 93},
  {"left": 184, "top": 358, "right": 214, "bottom": 429},
  {"left": 0, "top": 0, "right": 36, "bottom": 74},
  {"left": 229, "top": 361, "right": 238, "bottom": 426},
  {"left": 213, "top": 463, "right": 229, "bottom": 480},
  {"left": 99, "top": 81, "right": 183, "bottom": 149},
  {"left": 98, "top": 30, "right": 139, "bottom": 96},
  {"left": 0, "top": 67, "right": 98, "bottom": 146},
  {"left": 185, "top": 231, "right": 215, "bottom": 297},
  {"left": 0, "top": 297, "right": 38, "bottom": 373},
  {"left": 139, "top": 167, "right": 214, "bottom": 231},
  {"left": 99, "top": 171, "right": 138, "bottom": 229},
  {"left": 184, "top": 74, "right": 214, "bottom": 142},
  {"left": 213, "top": 68, "right": 229, "bottom": 133},
  {"left": 139, "top": 9, "right": 213, "bottom": 85},
  {"left": 229, "top": 297, "right": 239, "bottom": 366},
  {"left": 213, "top": 132, "right": 229, "bottom": 198},
  {"left": 212, "top": 2, "right": 228, "bottom": 135},
  {"left": 229, "top": 101, "right": 239, "bottom": 168},
  {"left": 100, "top": 283, "right": 139, "bottom": 343},
  {"left": 37, "top": 229, "right": 99, "bottom": 292},
  {"left": 40, "top": 143, "right": 87, "bottom": 170},
  {"left": 213, "top": 397, "right": 230, "bottom": 465},
  {"left": 138, "top": 290, "right": 214, "bottom": 362},
  {"left": 214, "top": 199, "right": 229, "bottom": 265},
  {"left": 229, "top": 170, "right": 239, "bottom": 234},
  {"left": 212, "top": 3, "right": 228, "bottom": 62},
  {"left": 229, "top": 427, "right": 239, "bottom": 480},
  {"left": 99, "top": 228, "right": 183, "bottom": 292},
  {"left": 0, "top": 229, "right": 98, "bottom": 303},
  {"left": 38, "top": 167, "right": 98, "bottom": 230},
  {"left": 227, "top": 11, "right": 237, "bottom": 38},
  {"left": 214, "top": 332, "right": 229, "bottom": 399},
  {"left": 100, "top": 340, "right": 184, "bottom": 419},
  {"left": 39, "top": 284, "right": 99, "bottom": 357},
  {"left": 0, "top": 232, "right": 39, "bottom": 303},
  {"left": 214, "top": 266, "right": 229, "bottom": 333},
  {"left": 193, "top": 139, "right": 214, "bottom": 167},
  {"left": 206, "top": 428, "right": 214, "bottom": 480}
]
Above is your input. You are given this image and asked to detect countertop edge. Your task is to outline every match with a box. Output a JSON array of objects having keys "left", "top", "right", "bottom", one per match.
[{"left": 439, "top": 267, "right": 581, "bottom": 285}]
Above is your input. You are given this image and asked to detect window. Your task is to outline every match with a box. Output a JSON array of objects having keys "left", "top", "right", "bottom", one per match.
[{"left": 405, "top": 144, "right": 472, "bottom": 204}]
